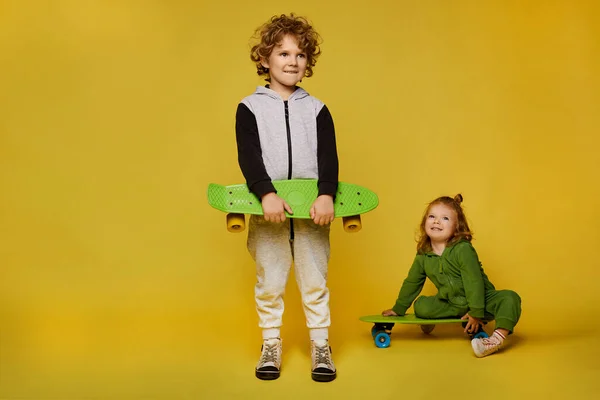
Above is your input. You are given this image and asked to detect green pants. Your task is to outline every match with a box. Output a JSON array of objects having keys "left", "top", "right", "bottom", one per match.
[{"left": 414, "top": 290, "right": 521, "bottom": 332}]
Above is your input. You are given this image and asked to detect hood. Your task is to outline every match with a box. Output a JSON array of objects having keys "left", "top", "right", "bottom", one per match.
[
  {"left": 254, "top": 85, "right": 310, "bottom": 101},
  {"left": 424, "top": 239, "right": 471, "bottom": 257}
]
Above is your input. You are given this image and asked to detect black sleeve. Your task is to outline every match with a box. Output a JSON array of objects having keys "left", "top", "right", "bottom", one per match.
[
  {"left": 235, "top": 103, "right": 276, "bottom": 198},
  {"left": 316, "top": 105, "right": 339, "bottom": 197}
]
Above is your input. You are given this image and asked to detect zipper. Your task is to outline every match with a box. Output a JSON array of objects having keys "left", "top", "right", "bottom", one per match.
[
  {"left": 284, "top": 101, "right": 292, "bottom": 180},
  {"left": 439, "top": 256, "right": 452, "bottom": 300},
  {"left": 284, "top": 100, "right": 294, "bottom": 242},
  {"left": 439, "top": 256, "right": 462, "bottom": 307}
]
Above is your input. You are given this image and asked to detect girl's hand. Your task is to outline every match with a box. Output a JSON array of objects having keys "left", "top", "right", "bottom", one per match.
[
  {"left": 382, "top": 309, "right": 398, "bottom": 316},
  {"left": 310, "top": 195, "right": 335, "bottom": 226},
  {"left": 261, "top": 192, "right": 293, "bottom": 223},
  {"left": 461, "top": 312, "right": 483, "bottom": 334}
]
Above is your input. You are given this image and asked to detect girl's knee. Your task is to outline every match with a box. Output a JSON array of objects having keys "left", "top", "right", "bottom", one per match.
[
  {"left": 414, "top": 296, "right": 435, "bottom": 318},
  {"left": 502, "top": 290, "right": 521, "bottom": 304},
  {"left": 496, "top": 290, "right": 522, "bottom": 316}
]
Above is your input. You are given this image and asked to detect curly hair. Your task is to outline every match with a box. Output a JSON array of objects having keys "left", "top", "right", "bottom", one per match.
[
  {"left": 416, "top": 194, "right": 473, "bottom": 254},
  {"left": 250, "top": 14, "right": 322, "bottom": 81}
]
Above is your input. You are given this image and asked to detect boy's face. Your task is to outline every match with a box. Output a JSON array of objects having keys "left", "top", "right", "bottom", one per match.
[
  {"left": 261, "top": 34, "right": 307, "bottom": 98},
  {"left": 424, "top": 203, "right": 458, "bottom": 244}
]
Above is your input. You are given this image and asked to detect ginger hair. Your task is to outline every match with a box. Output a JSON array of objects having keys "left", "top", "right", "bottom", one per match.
[{"left": 416, "top": 194, "right": 473, "bottom": 254}]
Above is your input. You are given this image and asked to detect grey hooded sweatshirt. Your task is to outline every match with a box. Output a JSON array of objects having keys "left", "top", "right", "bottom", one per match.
[{"left": 235, "top": 86, "right": 339, "bottom": 199}]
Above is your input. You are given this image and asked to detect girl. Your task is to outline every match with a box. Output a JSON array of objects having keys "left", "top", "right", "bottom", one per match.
[{"left": 382, "top": 194, "right": 522, "bottom": 357}]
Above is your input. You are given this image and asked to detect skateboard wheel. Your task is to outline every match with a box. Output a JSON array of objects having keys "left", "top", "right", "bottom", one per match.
[
  {"left": 473, "top": 331, "right": 489, "bottom": 339},
  {"left": 374, "top": 332, "right": 391, "bottom": 348},
  {"left": 420, "top": 324, "right": 435, "bottom": 334},
  {"left": 342, "top": 215, "right": 362, "bottom": 233},
  {"left": 226, "top": 213, "right": 245, "bottom": 233},
  {"left": 371, "top": 326, "right": 378, "bottom": 338}
]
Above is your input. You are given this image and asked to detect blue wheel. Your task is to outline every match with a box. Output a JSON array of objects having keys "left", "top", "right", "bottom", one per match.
[
  {"left": 371, "top": 326, "right": 378, "bottom": 338},
  {"left": 374, "top": 332, "right": 391, "bottom": 348},
  {"left": 473, "top": 331, "right": 489, "bottom": 339}
]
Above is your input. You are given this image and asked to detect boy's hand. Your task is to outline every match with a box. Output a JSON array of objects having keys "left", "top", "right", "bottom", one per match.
[
  {"left": 461, "top": 312, "right": 483, "bottom": 334},
  {"left": 310, "top": 195, "right": 335, "bottom": 225},
  {"left": 382, "top": 309, "right": 398, "bottom": 316},
  {"left": 261, "top": 192, "right": 293, "bottom": 223}
]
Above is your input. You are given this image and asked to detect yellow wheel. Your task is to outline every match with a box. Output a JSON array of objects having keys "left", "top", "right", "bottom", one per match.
[
  {"left": 342, "top": 215, "right": 362, "bottom": 232},
  {"left": 226, "top": 213, "right": 245, "bottom": 233}
]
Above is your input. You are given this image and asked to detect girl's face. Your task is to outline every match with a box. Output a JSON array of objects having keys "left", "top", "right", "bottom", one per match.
[{"left": 424, "top": 203, "right": 458, "bottom": 244}]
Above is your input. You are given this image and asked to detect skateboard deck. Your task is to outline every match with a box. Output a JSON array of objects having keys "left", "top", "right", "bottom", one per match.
[
  {"left": 207, "top": 179, "right": 378, "bottom": 232},
  {"left": 359, "top": 314, "right": 488, "bottom": 348}
]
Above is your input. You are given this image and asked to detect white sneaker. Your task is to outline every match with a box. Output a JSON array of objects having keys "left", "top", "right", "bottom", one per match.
[
  {"left": 471, "top": 335, "right": 503, "bottom": 358},
  {"left": 255, "top": 338, "right": 282, "bottom": 380},
  {"left": 311, "top": 339, "right": 336, "bottom": 382}
]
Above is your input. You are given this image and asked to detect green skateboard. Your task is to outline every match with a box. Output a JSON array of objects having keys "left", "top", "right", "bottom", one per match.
[
  {"left": 359, "top": 314, "right": 489, "bottom": 348},
  {"left": 207, "top": 179, "right": 378, "bottom": 233}
]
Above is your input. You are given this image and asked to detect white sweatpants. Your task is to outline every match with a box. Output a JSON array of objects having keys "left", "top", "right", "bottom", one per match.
[{"left": 247, "top": 215, "right": 331, "bottom": 329}]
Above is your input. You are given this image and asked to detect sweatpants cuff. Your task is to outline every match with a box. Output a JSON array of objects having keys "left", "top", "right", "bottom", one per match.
[
  {"left": 262, "top": 328, "right": 281, "bottom": 339},
  {"left": 309, "top": 328, "right": 329, "bottom": 341},
  {"left": 495, "top": 318, "right": 516, "bottom": 333}
]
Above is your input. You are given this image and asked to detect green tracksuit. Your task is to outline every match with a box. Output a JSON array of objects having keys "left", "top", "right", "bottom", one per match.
[{"left": 391, "top": 240, "right": 521, "bottom": 332}]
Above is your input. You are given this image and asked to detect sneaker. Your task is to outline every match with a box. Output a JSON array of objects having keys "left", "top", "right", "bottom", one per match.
[
  {"left": 310, "top": 339, "right": 336, "bottom": 382},
  {"left": 471, "top": 335, "right": 503, "bottom": 358},
  {"left": 255, "top": 338, "right": 282, "bottom": 380}
]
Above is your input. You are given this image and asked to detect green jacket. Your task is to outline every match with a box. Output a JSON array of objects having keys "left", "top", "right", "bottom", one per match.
[{"left": 391, "top": 240, "right": 495, "bottom": 319}]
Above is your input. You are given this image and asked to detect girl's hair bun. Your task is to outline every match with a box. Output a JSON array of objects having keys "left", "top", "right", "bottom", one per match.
[{"left": 453, "top": 194, "right": 463, "bottom": 204}]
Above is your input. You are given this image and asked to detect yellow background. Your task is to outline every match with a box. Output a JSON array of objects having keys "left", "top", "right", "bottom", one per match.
[{"left": 1, "top": 0, "right": 599, "bottom": 398}]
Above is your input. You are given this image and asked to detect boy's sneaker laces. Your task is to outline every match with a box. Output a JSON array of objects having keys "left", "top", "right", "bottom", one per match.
[
  {"left": 255, "top": 338, "right": 282, "bottom": 380},
  {"left": 311, "top": 340, "right": 336, "bottom": 382}
]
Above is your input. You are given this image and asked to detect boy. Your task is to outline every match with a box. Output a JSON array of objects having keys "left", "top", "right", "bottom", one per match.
[{"left": 235, "top": 14, "right": 339, "bottom": 382}]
